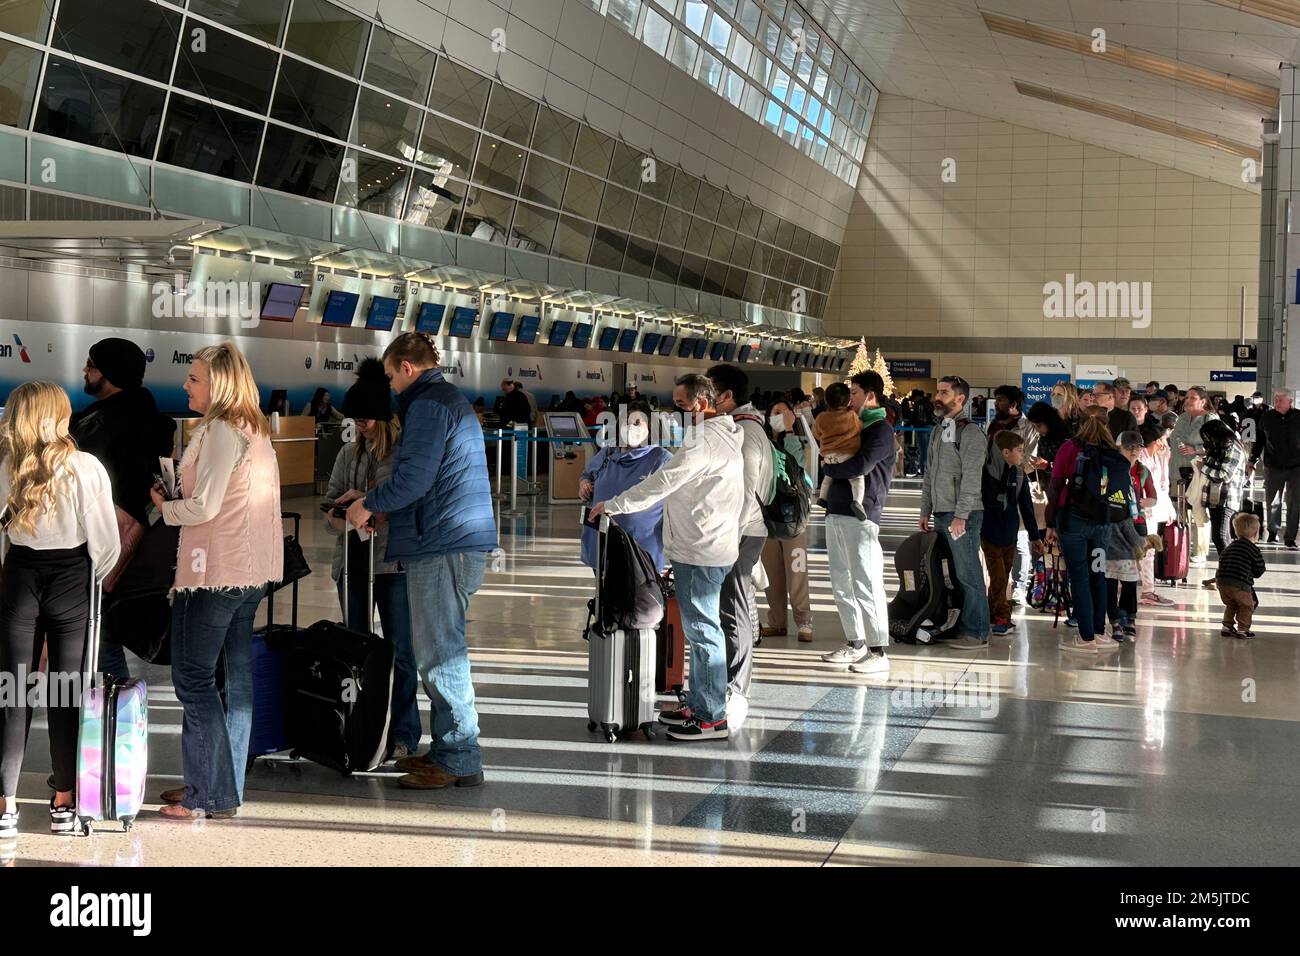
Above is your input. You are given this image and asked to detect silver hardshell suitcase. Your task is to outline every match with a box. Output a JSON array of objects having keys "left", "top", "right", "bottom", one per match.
[{"left": 585, "top": 513, "right": 658, "bottom": 743}]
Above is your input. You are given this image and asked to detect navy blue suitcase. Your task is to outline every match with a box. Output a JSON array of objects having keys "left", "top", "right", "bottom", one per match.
[{"left": 247, "top": 512, "right": 307, "bottom": 766}]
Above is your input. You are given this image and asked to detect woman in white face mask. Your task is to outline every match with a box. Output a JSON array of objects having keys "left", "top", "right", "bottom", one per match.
[
  {"left": 578, "top": 402, "right": 674, "bottom": 573},
  {"left": 759, "top": 401, "right": 816, "bottom": 642}
]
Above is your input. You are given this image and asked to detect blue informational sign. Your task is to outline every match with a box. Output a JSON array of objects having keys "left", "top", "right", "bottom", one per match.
[
  {"left": 1210, "top": 370, "right": 1257, "bottom": 383},
  {"left": 888, "top": 358, "right": 932, "bottom": 378},
  {"left": 1022, "top": 371, "right": 1070, "bottom": 407}
]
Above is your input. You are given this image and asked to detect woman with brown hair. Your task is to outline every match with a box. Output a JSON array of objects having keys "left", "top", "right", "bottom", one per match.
[{"left": 1044, "top": 413, "right": 1126, "bottom": 653}]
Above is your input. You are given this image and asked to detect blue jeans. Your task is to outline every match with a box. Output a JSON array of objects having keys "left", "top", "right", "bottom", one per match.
[
  {"left": 404, "top": 552, "right": 487, "bottom": 777},
  {"left": 673, "top": 562, "right": 730, "bottom": 723},
  {"left": 1059, "top": 513, "right": 1109, "bottom": 640},
  {"left": 337, "top": 571, "right": 421, "bottom": 750},
  {"left": 915, "top": 429, "right": 930, "bottom": 475},
  {"left": 171, "top": 586, "right": 264, "bottom": 812},
  {"left": 934, "top": 511, "right": 990, "bottom": 639}
]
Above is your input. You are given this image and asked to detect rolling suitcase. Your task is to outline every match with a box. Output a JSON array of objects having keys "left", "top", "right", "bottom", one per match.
[
  {"left": 75, "top": 575, "right": 148, "bottom": 835},
  {"left": 246, "top": 512, "right": 305, "bottom": 765},
  {"left": 1157, "top": 489, "right": 1190, "bottom": 584},
  {"left": 656, "top": 571, "right": 685, "bottom": 697},
  {"left": 585, "top": 513, "right": 658, "bottom": 743},
  {"left": 282, "top": 522, "right": 395, "bottom": 774}
]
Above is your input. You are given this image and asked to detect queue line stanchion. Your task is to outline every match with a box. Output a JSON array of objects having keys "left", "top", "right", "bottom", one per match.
[
  {"left": 494, "top": 428, "right": 504, "bottom": 499},
  {"left": 501, "top": 426, "right": 527, "bottom": 518}
]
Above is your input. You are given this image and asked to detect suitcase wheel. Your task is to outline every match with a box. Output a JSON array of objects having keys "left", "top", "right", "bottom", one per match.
[
  {"left": 587, "top": 721, "right": 597, "bottom": 733},
  {"left": 79, "top": 818, "right": 93, "bottom": 837},
  {"left": 641, "top": 724, "right": 656, "bottom": 741},
  {"left": 605, "top": 730, "right": 617, "bottom": 744},
  {"left": 121, "top": 817, "right": 134, "bottom": 833}
]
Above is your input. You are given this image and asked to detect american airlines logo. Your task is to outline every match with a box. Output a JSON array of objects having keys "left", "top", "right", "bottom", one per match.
[
  {"left": 324, "top": 358, "right": 354, "bottom": 371},
  {"left": 172, "top": 350, "right": 195, "bottom": 365},
  {"left": 1, "top": 335, "right": 33, "bottom": 362}
]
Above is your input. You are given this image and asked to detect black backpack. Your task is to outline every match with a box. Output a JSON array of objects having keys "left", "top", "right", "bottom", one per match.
[
  {"left": 736, "top": 414, "right": 811, "bottom": 540},
  {"left": 1068, "top": 442, "right": 1133, "bottom": 524},
  {"left": 588, "top": 519, "right": 664, "bottom": 632}
]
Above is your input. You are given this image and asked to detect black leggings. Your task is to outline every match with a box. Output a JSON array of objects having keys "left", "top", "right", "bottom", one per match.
[
  {"left": 0, "top": 545, "right": 90, "bottom": 797},
  {"left": 1106, "top": 578, "right": 1137, "bottom": 625}
]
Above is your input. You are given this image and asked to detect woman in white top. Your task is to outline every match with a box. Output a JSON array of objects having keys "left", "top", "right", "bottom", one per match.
[{"left": 0, "top": 381, "right": 119, "bottom": 840}]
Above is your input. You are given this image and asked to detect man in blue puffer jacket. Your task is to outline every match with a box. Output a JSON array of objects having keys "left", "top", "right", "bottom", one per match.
[{"left": 344, "top": 332, "right": 497, "bottom": 789}]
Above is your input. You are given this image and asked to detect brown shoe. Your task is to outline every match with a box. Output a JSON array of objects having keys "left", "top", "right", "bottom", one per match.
[
  {"left": 797, "top": 625, "right": 814, "bottom": 643},
  {"left": 759, "top": 625, "right": 787, "bottom": 638},
  {"left": 160, "top": 787, "right": 186, "bottom": 805},
  {"left": 394, "top": 752, "right": 440, "bottom": 774},
  {"left": 398, "top": 767, "right": 485, "bottom": 790},
  {"left": 158, "top": 803, "right": 237, "bottom": 820}
]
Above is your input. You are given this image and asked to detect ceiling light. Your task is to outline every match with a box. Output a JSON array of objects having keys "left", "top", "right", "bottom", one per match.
[
  {"left": 1014, "top": 80, "right": 1261, "bottom": 160},
  {"left": 984, "top": 13, "right": 1278, "bottom": 111}
]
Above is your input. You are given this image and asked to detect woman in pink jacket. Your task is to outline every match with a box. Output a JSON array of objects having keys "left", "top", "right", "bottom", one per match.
[{"left": 151, "top": 342, "right": 282, "bottom": 820}]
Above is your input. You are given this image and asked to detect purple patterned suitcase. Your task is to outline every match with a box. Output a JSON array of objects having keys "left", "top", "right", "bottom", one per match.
[{"left": 75, "top": 577, "right": 148, "bottom": 834}]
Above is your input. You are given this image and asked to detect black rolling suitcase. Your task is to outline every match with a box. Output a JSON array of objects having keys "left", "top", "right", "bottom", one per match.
[
  {"left": 584, "top": 512, "right": 660, "bottom": 743},
  {"left": 281, "top": 522, "right": 395, "bottom": 773}
]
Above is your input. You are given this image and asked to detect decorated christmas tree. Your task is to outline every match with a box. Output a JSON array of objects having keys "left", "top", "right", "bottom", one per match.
[
  {"left": 873, "top": 348, "right": 895, "bottom": 398},
  {"left": 847, "top": 337, "right": 871, "bottom": 377}
]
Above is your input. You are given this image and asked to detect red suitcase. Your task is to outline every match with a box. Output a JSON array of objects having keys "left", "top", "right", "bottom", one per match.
[
  {"left": 1157, "top": 521, "right": 1189, "bottom": 583},
  {"left": 656, "top": 573, "right": 685, "bottom": 697}
]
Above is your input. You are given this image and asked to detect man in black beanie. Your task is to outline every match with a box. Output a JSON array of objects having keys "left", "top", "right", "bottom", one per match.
[{"left": 70, "top": 337, "right": 177, "bottom": 679}]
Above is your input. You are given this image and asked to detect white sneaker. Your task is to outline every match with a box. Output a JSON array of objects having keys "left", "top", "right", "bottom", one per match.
[
  {"left": 726, "top": 693, "right": 750, "bottom": 731},
  {"left": 1189, "top": 555, "right": 1207, "bottom": 567},
  {"left": 821, "top": 644, "right": 871, "bottom": 666},
  {"left": 1059, "top": 636, "right": 1097, "bottom": 653},
  {"left": 849, "top": 652, "right": 891, "bottom": 676},
  {"left": 948, "top": 636, "right": 989, "bottom": 649},
  {"left": 1010, "top": 590, "right": 1027, "bottom": 606},
  {"left": 1093, "top": 634, "right": 1120, "bottom": 649},
  {"left": 0, "top": 810, "right": 17, "bottom": 839}
]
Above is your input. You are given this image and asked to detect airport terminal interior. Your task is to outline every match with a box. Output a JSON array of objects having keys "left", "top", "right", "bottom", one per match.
[{"left": 0, "top": 0, "right": 1299, "bottom": 869}]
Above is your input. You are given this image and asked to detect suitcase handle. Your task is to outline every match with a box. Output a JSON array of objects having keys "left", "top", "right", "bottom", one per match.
[
  {"left": 590, "top": 512, "right": 610, "bottom": 629},
  {"left": 266, "top": 511, "right": 303, "bottom": 631},
  {"left": 341, "top": 521, "right": 377, "bottom": 633}
]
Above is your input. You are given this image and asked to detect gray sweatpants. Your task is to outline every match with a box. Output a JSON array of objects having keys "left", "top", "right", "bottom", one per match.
[{"left": 720, "top": 534, "right": 766, "bottom": 699}]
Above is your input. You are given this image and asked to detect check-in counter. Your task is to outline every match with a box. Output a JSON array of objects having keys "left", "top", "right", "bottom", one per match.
[{"left": 175, "top": 414, "right": 318, "bottom": 494}]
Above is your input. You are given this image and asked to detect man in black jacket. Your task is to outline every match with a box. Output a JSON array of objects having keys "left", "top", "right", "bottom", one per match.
[
  {"left": 70, "top": 337, "right": 176, "bottom": 678},
  {"left": 819, "top": 371, "right": 897, "bottom": 676},
  {"left": 1248, "top": 387, "right": 1300, "bottom": 547}
]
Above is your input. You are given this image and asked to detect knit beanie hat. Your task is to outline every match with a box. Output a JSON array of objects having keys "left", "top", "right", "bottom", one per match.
[
  {"left": 342, "top": 358, "right": 393, "bottom": 421},
  {"left": 89, "top": 337, "right": 146, "bottom": 390}
]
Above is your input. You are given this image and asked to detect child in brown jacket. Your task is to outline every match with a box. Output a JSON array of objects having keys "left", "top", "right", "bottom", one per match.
[{"left": 814, "top": 383, "right": 867, "bottom": 520}]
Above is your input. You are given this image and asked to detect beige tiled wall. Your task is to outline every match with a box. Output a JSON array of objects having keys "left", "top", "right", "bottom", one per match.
[{"left": 824, "top": 94, "right": 1260, "bottom": 386}]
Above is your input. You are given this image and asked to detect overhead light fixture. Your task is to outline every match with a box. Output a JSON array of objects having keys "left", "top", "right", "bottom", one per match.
[
  {"left": 1203, "top": 0, "right": 1300, "bottom": 29},
  {"left": 984, "top": 13, "right": 1278, "bottom": 110},
  {"left": 1014, "top": 80, "right": 1262, "bottom": 160}
]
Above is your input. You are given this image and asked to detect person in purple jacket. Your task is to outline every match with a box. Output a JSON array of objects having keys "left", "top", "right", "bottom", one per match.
[
  {"left": 818, "top": 371, "right": 898, "bottom": 677},
  {"left": 580, "top": 402, "right": 673, "bottom": 571}
]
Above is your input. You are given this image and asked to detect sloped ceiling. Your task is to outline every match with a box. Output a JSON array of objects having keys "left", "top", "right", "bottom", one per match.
[{"left": 803, "top": 0, "right": 1298, "bottom": 190}]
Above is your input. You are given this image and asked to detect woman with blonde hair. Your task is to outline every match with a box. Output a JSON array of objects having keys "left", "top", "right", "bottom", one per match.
[
  {"left": 323, "top": 358, "right": 420, "bottom": 760},
  {"left": 150, "top": 341, "right": 281, "bottom": 820},
  {"left": 1050, "top": 381, "right": 1083, "bottom": 435},
  {"left": 0, "top": 382, "right": 119, "bottom": 840}
]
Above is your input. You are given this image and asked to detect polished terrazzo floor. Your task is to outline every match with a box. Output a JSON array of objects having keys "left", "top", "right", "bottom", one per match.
[{"left": 5, "top": 481, "right": 1299, "bottom": 866}]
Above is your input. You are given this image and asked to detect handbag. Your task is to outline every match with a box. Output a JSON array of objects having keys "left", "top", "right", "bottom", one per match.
[
  {"left": 1030, "top": 475, "right": 1049, "bottom": 532},
  {"left": 272, "top": 528, "right": 311, "bottom": 593},
  {"left": 102, "top": 506, "right": 145, "bottom": 593}
]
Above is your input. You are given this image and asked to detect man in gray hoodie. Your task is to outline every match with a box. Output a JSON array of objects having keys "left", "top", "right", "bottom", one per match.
[{"left": 920, "top": 376, "right": 990, "bottom": 648}]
